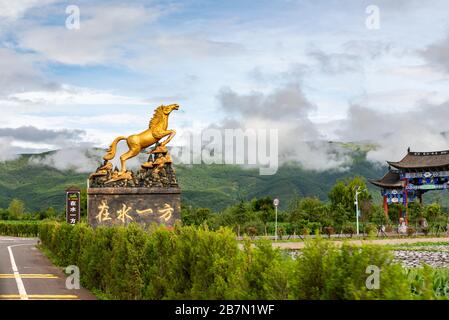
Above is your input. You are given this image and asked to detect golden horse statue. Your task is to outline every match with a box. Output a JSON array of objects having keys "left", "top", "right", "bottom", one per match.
[{"left": 103, "top": 103, "right": 179, "bottom": 176}]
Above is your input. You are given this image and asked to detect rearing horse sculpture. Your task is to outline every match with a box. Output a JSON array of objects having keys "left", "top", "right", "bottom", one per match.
[{"left": 103, "top": 103, "right": 179, "bottom": 175}]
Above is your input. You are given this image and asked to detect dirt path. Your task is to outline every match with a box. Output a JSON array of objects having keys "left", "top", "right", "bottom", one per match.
[{"left": 272, "top": 236, "right": 449, "bottom": 250}]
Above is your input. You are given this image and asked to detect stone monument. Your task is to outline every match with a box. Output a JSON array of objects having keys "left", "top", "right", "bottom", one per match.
[{"left": 87, "top": 103, "right": 181, "bottom": 227}]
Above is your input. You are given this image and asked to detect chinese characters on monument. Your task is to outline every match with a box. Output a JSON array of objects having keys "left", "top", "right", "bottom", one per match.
[
  {"left": 95, "top": 200, "right": 174, "bottom": 225},
  {"left": 66, "top": 187, "right": 81, "bottom": 225}
]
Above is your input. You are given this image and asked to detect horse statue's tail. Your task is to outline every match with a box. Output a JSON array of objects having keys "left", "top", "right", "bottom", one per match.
[{"left": 103, "top": 136, "right": 127, "bottom": 161}]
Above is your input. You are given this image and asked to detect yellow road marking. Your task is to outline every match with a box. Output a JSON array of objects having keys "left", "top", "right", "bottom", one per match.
[
  {"left": 0, "top": 294, "right": 78, "bottom": 300},
  {"left": 0, "top": 274, "right": 58, "bottom": 279}
]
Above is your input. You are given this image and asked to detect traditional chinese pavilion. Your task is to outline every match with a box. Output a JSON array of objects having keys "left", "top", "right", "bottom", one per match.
[{"left": 370, "top": 148, "right": 449, "bottom": 224}]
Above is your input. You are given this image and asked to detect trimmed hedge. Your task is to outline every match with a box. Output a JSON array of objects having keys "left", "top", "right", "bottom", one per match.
[
  {"left": 0, "top": 221, "right": 40, "bottom": 237},
  {"left": 38, "top": 222, "right": 448, "bottom": 300},
  {"left": 39, "top": 222, "right": 251, "bottom": 299}
]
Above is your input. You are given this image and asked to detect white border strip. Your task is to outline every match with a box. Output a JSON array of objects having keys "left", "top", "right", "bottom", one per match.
[{"left": 7, "top": 245, "right": 31, "bottom": 300}]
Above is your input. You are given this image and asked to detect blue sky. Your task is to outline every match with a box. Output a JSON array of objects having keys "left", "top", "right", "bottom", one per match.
[{"left": 1, "top": 0, "right": 449, "bottom": 170}]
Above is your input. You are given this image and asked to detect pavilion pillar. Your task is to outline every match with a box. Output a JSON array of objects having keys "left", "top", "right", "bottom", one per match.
[
  {"left": 418, "top": 192, "right": 423, "bottom": 204},
  {"left": 383, "top": 195, "right": 389, "bottom": 219},
  {"left": 405, "top": 191, "right": 409, "bottom": 225}
]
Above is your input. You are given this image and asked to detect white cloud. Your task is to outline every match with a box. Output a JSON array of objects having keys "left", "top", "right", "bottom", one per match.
[
  {"left": 2, "top": 0, "right": 449, "bottom": 177},
  {"left": 216, "top": 84, "right": 352, "bottom": 171},
  {"left": 336, "top": 103, "right": 449, "bottom": 163},
  {"left": 0, "top": 137, "right": 19, "bottom": 161},
  {"left": 29, "top": 148, "right": 103, "bottom": 173},
  {"left": 422, "top": 31, "right": 449, "bottom": 73},
  {"left": 155, "top": 35, "right": 244, "bottom": 57},
  {"left": 0, "top": 48, "right": 58, "bottom": 95},
  {"left": 17, "top": 5, "right": 160, "bottom": 65},
  {"left": 28, "top": 142, "right": 149, "bottom": 173},
  {"left": 351, "top": 89, "right": 449, "bottom": 113},
  {"left": 386, "top": 65, "right": 447, "bottom": 81},
  {"left": 0, "top": 0, "right": 58, "bottom": 20},
  {"left": 10, "top": 85, "right": 150, "bottom": 105}
]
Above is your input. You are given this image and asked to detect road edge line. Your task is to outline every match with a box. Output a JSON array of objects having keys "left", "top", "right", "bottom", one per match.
[{"left": 7, "top": 245, "right": 30, "bottom": 300}]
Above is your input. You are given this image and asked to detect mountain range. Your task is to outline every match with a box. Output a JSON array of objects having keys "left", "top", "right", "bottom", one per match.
[{"left": 1, "top": 144, "right": 448, "bottom": 213}]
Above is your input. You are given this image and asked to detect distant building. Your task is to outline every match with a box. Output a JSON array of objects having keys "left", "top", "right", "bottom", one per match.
[{"left": 370, "top": 148, "right": 449, "bottom": 224}]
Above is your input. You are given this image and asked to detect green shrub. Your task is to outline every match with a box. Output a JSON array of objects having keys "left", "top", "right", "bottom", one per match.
[
  {"left": 79, "top": 226, "right": 115, "bottom": 294},
  {"left": 142, "top": 226, "right": 175, "bottom": 299},
  {"left": 39, "top": 222, "right": 246, "bottom": 300},
  {"left": 291, "top": 238, "right": 413, "bottom": 300},
  {"left": 108, "top": 224, "right": 148, "bottom": 299},
  {"left": 342, "top": 223, "right": 356, "bottom": 236},
  {"left": 364, "top": 224, "right": 377, "bottom": 237},
  {"left": 37, "top": 221, "right": 448, "bottom": 300},
  {"left": 407, "top": 226, "right": 416, "bottom": 237},
  {"left": 0, "top": 221, "right": 40, "bottom": 237},
  {"left": 323, "top": 226, "right": 335, "bottom": 238},
  {"left": 243, "top": 240, "right": 294, "bottom": 299},
  {"left": 407, "top": 266, "right": 449, "bottom": 300},
  {"left": 165, "top": 226, "right": 244, "bottom": 299}
]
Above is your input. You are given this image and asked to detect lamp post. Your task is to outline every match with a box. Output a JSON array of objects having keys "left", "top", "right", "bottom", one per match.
[
  {"left": 354, "top": 186, "right": 366, "bottom": 236},
  {"left": 273, "top": 198, "right": 279, "bottom": 241}
]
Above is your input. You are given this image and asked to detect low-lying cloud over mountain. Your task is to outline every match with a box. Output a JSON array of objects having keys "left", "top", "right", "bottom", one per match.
[
  {"left": 215, "top": 84, "right": 352, "bottom": 171},
  {"left": 335, "top": 102, "right": 449, "bottom": 162}
]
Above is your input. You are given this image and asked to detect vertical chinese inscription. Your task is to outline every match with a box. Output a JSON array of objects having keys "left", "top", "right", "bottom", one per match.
[{"left": 66, "top": 187, "right": 81, "bottom": 225}]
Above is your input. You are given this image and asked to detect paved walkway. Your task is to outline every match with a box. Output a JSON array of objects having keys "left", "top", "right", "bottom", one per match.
[
  {"left": 271, "top": 236, "right": 449, "bottom": 250},
  {"left": 0, "top": 237, "right": 95, "bottom": 300}
]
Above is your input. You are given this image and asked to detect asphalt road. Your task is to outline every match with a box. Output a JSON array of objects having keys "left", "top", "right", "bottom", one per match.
[{"left": 0, "top": 236, "right": 95, "bottom": 300}]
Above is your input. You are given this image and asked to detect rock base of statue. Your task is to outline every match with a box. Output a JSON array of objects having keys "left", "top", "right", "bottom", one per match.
[
  {"left": 87, "top": 187, "right": 181, "bottom": 227},
  {"left": 87, "top": 146, "right": 181, "bottom": 227}
]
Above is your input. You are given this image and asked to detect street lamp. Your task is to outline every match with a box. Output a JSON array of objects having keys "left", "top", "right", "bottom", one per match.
[
  {"left": 354, "top": 186, "right": 367, "bottom": 236},
  {"left": 273, "top": 198, "right": 279, "bottom": 241}
]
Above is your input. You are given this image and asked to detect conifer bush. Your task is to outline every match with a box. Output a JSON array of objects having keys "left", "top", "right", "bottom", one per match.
[
  {"left": 37, "top": 221, "right": 449, "bottom": 300},
  {"left": 0, "top": 221, "right": 40, "bottom": 237}
]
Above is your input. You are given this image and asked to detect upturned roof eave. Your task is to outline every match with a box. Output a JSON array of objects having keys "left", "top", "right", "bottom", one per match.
[
  {"left": 387, "top": 161, "right": 449, "bottom": 170},
  {"left": 369, "top": 179, "right": 404, "bottom": 189}
]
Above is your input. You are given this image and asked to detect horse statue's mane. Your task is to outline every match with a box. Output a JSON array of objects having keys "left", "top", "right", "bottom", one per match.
[{"left": 148, "top": 105, "right": 165, "bottom": 128}]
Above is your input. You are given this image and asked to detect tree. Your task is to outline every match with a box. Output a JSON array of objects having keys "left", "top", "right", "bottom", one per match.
[
  {"left": 387, "top": 203, "right": 405, "bottom": 223},
  {"left": 8, "top": 198, "right": 25, "bottom": 220},
  {"left": 39, "top": 207, "right": 56, "bottom": 220},
  {"left": 287, "top": 197, "right": 330, "bottom": 234},
  {"left": 0, "top": 208, "right": 9, "bottom": 220},
  {"left": 181, "top": 206, "right": 212, "bottom": 226},
  {"left": 328, "top": 177, "right": 371, "bottom": 228},
  {"left": 252, "top": 197, "right": 274, "bottom": 235},
  {"left": 424, "top": 203, "right": 442, "bottom": 222},
  {"left": 80, "top": 189, "right": 87, "bottom": 217},
  {"left": 370, "top": 204, "right": 389, "bottom": 226},
  {"left": 231, "top": 201, "right": 251, "bottom": 225},
  {"left": 195, "top": 208, "right": 211, "bottom": 224},
  {"left": 407, "top": 202, "right": 424, "bottom": 225}
]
